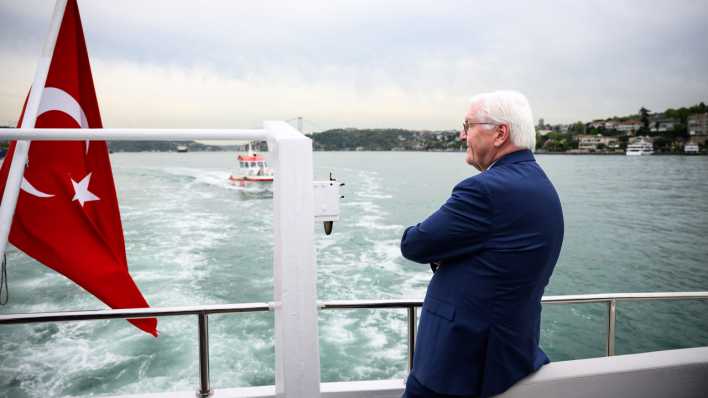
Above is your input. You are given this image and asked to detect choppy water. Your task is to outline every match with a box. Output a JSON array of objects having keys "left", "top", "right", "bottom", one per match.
[{"left": 1, "top": 151, "right": 707, "bottom": 397}]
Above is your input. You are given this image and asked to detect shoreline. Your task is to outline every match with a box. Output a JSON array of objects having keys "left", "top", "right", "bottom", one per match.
[
  {"left": 310, "top": 150, "right": 707, "bottom": 156},
  {"left": 100, "top": 149, "right": 707, "bottom": 156}
]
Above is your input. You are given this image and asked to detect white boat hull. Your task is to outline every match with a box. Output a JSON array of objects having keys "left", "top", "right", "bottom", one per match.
[{"left": 228, "top": 174, "right": 273, "bottom": 187}]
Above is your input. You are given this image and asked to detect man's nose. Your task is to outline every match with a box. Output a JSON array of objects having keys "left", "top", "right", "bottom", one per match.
[{"left": 459, "top": 129, "right": 467, "bottom": 141}]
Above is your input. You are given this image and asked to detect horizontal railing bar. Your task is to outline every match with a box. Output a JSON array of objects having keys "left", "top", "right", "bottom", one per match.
[
  {"left": 0, "top": 302, "right": 271, "bottom": 324},
  {"left": 0, "top": 128, "right": 269, "bottom": 141},
  {"left": 541, "top": 292, "right": 708, "bottom": 304},
  {"left": 1, "top": 292, "right": 707, "bottom": 325},
  {"left": 320, "top": 299, "right": 422, "bottom": 309},
  {"left": 320, "top": 292, "right": 708, "bottom": 309}
]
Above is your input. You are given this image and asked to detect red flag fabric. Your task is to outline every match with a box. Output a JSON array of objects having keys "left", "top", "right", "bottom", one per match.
[{"left": 0, "top": 0, "right": 157, "bottom": 336}]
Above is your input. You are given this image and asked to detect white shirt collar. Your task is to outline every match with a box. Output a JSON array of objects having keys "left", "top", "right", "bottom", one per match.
[{"left": 485, "top": 160, "right": 498, "bottom": 171}]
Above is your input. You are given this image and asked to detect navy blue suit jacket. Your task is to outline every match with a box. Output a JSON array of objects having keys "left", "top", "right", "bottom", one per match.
[{"left": 401, "top": 149, "right": 564, "bottom": 397}]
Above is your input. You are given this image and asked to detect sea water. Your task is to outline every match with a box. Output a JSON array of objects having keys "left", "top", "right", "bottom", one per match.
[{"left": 1, "top": 151, "right": 707, "bottom": 397}]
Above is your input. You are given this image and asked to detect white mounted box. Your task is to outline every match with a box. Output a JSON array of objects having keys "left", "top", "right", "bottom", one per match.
[{"left": 313, "top": 180, "right": 341, "bottom": 223}]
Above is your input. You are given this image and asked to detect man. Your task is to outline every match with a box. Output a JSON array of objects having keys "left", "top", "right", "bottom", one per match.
[{"left": 400, "top": 91, "right": 564, "bottom": 398}]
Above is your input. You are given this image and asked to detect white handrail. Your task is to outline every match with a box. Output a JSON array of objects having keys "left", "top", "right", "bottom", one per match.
[
  {"left": 2, "top": 292, "right": 707, "bottom": 324},
  {"left": 0, "top": 128, "right": 268, "bottom": 141}
]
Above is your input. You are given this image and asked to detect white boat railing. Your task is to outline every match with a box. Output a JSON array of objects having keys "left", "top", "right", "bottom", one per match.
[{"left": 1, "top": 292, "right": 707, "bottom": 397}]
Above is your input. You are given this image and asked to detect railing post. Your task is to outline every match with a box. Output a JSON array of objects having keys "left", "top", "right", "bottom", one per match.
[
  {"left": 267, "top": 121, "right": 321, "bottom": 398},
  {"left": 606, "top": 299, "right": 616, "bottom": 356},
  {"left": 407, "top": 306, "right": 416, "bottom": 371},
  {"left": 197, "top": 312, "right": 213, "bottom": 397}
]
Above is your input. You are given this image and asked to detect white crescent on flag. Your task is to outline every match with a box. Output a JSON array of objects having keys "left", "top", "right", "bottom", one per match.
[
  {"left": 21, "top": 86, "right": 91, "bottom": 199},
  {"left": 37, "top": 86, "right": 91, "bottom": 153},
  {"left": 37, "top": 87, "right": 89, "bottom": 129},
  {"left": 20, "top": 178, "right": 54, "bottom": 198}
]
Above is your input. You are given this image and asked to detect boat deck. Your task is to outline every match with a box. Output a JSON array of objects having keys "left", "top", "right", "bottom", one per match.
[{"left": 108, "top": 347, "right": 708, "bottom": 398}]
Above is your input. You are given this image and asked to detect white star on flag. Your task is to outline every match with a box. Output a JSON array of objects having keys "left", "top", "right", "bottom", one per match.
[{"left": 71, "top": 173, "right": 100, "bottom": 207}]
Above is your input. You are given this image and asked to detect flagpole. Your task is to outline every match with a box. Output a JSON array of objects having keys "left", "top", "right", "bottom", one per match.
[{"left": 0, "top": 0, "right": 68, "bottom": 257}]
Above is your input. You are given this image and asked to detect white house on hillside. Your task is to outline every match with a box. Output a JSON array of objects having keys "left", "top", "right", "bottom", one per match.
[{"left": 577, "top": 134, "right": 619, "bottom": 152}]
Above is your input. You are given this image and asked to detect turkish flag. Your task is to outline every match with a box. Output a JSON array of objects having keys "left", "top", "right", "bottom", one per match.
[{"left": 0, "top": 0, "right": 157, "bottom": 336}]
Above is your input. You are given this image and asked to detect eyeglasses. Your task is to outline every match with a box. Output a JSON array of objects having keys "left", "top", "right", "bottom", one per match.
[{"left": 462, "top": 120, "right": 497, "bottom": 133}]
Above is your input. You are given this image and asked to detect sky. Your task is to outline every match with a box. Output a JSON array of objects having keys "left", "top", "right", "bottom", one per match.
[{"left": 1, "top": 0, "right": 707, "bottom": 133}]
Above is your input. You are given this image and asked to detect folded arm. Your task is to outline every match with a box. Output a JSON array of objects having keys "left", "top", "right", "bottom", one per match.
[{"left": 401, "top": 179, "right": 492, "bottom": 265}]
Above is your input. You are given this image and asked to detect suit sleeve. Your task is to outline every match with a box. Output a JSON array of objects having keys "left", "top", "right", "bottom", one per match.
[{"left": 400, "top": 178, "right": 492, "bottom": 264}]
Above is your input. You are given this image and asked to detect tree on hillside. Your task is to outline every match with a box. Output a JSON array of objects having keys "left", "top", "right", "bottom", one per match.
[
  {"left": 568, "top": 121, "right": 585, "bottom": 133},
  {"left": 618, "top": 135, "right": 629, "bottom": 150},
  {"left": 653, "top": 136, "right": 672, "bottom": 153},
  {"left": 639, "top": 107, "right": 651, "bottom": 135}
]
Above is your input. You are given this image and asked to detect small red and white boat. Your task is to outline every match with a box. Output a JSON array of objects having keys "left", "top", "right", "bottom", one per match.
[{"left": 228, "top": 146, "right": 273, "bottom": 186}]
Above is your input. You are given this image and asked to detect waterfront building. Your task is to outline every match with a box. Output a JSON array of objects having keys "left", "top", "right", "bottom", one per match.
[
  {"left": 688, "top": 113, "right": 708, "bottom": 146},
  {"left": 688, "top": 113, "right": 708, "bottom": 136},
  {"left": 684, "top": 143, "right": 700, "bottom": 153},
  {"left": 616, "top": 120, "right": 641, "bottom": 135},
  {"left": 577, "top": 134, "right": 619, "bottom": 152},
  {"left": 650, "top": 117, "right": 679, "bottom": 133},
  {"left": 688, "top": 136, "right": 708, "bottom": 146}
]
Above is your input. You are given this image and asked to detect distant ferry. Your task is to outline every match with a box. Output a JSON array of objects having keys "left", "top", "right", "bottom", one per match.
[
  {"left": 626, "top": 140, "right": 653, "bottom": 156},
  {"left": 176, "top": 144, "right": 188, "bottom": 152},
  {"left": 228, "top": 145, "right": 273, "bottom": 186}
]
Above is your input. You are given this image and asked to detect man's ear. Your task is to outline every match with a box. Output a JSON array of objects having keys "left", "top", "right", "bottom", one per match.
[{"left": 494, "top": 124, "right": 510, "bottom": 147}]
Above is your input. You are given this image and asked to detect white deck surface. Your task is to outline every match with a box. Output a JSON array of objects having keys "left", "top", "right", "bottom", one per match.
[{"left": 109, "top": 346, "right": 708, "bottom": 398}]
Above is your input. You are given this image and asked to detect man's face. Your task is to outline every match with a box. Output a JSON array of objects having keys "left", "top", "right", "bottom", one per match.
[{"left": 460, "top": 105, "right": 498, "bottom": 171}]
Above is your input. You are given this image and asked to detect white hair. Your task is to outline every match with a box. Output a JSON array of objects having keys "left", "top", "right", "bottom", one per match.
[{"left": 469, "top": 90, "right": 536, "bottom": 151}]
